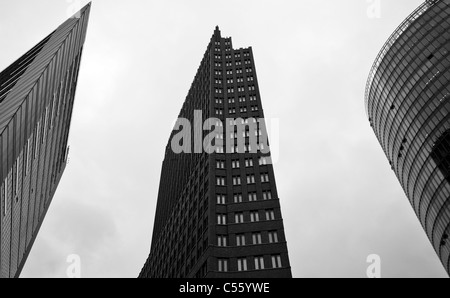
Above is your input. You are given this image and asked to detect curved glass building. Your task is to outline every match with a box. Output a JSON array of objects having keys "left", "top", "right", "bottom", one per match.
[{"left": 365, "top": 0, "right": 450, "bottom": 275}]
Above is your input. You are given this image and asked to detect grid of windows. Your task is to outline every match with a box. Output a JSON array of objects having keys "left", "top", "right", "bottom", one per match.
[
  {"left": 0, "top": 6, "right": 90, "bottom": 278},
  {"left": 141, "top": 26, "right": 291, "bottom": 278},
  {"left": 365, "top": 0, "right": 450, "bottom": 275}
]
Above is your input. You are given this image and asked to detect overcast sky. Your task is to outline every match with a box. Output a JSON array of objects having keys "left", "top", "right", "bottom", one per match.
[{"left": 0, "top": 0, "right": 448, "bottom": 278}]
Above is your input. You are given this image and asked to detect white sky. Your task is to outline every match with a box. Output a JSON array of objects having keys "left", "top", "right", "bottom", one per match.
[{"left": 0, "top": 0, "right": 447, "bottom": 278}]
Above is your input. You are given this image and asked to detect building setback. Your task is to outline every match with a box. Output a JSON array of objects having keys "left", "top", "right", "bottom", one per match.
[
  {"left": 139, "top": 27, "right": 292, "bottom": 278},
  {"left": 366, "top": 0, "right": 450, "bottom": 276},
  {"left": 0, "top": 4, "right": 91, "bottom": 278}
]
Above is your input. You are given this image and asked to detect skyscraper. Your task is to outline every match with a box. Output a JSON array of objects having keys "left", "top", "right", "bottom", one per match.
[
  {"left": 366, "top": 0, "right": 450, "bottom": 275},
  {"left": 139, "top": 27, "right": 292, "bottom": 278},
  {"left": 0, "top": 4, "right": 91, "bottom": 278}
]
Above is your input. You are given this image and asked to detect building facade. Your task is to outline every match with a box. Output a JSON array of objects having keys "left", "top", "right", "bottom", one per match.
[
  {"left": 140, "top": 27, "right": 292, "bottom": 278},
  {"left": 0, "top": 4, "right": 91, "bottom": 278},
  {"left": 366, "top": 0, "right": 450, "bottom": 275}
]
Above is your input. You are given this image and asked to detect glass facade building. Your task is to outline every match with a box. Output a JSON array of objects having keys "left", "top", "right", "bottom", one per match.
[
  {"left": 366, "top": 0, "right": 450, "bottom": 275},
  {"left": 0, "top": 4, "right": 90, "bottom": 278},
  {"left": 139, "top": 27, "right": 291, "bottom": 278}
]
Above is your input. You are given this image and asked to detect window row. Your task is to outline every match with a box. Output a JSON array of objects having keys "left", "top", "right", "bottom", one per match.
[
  {"left": 216, "top": 173, "right": 269, "bottom": 186},
  {"left": 227, "top": 95, "right": 257, "bottom": 104},
  {"left": 216, "top": 209, "right": 276, "bottom": 224},
  {"left": 218, "top": 255, "right": 282, "bottom": 272},
  {"left": 217, "top": 190, "right": 272, "bottom": 204},
  {"left": 217, "top": 231, "right": 279, "bottom": 247}
]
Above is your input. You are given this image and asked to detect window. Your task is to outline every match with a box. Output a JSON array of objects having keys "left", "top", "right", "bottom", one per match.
[
  {"left": 268, "top": 231, "right": 279, "bottom": 243},
  {"left": 246, "top": 68, "right": 253, "bottom": 73},
  {"left": 236, "top": 234, "right": 246, "bottom": 246},
  {"left": 266, "top": 209, "right": 275, "bottom": 221},
  {"left": 252, "top": 233, "right": 262, "bottom": 245},
  {"left": 26, "top": 139, "right": 31, "bottom": 175},
  {"left": 217, "top": 195, "right": 226, "bottom": 205},
  {"left": 218, "top": 259, "right": 228, "bottom": 272},
  {"left": 240, "top": 107, "right": 247, "bottom": 113},
  {"left": 216, "top": 177, "right": 226, "bottom": 186},
  {"left": 228, "top": 98, "right": 235, "bottom": 104},
  {"left": 245, "top": 158, "right": 253, "bottom": 167},
  {"left": 229, "top": 108, "right": 236, "bottom": 114},
  {"left": 2, "top": 179, "right": 8, "bottom": 216},
  {"left": 14, "top": 161, "right": 19, "bottom": 196},
  {"left": 249, "top": 95, "right": 257, "bottom": 101},
  {"left": 215, "top": 98, "right": 223, "bottom": 104},
  {"left": 233, "top": 194, "right": 243, "bottom": 203},
  {"left": 215, "top": 88, "right": 222, "bottom": 94},
  {"left": 247, "top": 175, "right": 255, "bottom": 184},
  {"left": 35, "top": 121, "right": 41, "bottom": 158},
  {"left": 232, "top": 160, "right": 240, "bottom": 169},
  {"left": 238, "top": 96, "right": 246, "bottom": 102},
  {"left": 217, "top": 214, "right": 227, "bottom": 225},
  {"left": 250, "top": 211, "right": 259, "bottom": 222},
  {"left": 259, "top": 157, "right": 267, "bottom": 166},
  {"left": 233, "top": 176, "right": 241, "bottom": 186},
  {"left": 216, "top": 160, "right": 225, "bottom": 169},
  {"left": 263, "top": 191, "right": 272, "bottom": 200},
  {"left": 248, "top": 76, "right": 254, "bottom": 82},
  {"left": 254, "top": 256, "right": 264, "bottom": 270},
  {"left": 261, "top": 173, "right": 269, "bottom": 183},
  {"left": 237, "top": 258, "right": 248, "bottom": 271},
  {"left": 216, "top": 109, "right": 223, "bottom": 115},
  {"left": 43, "top": 107, "right": 49, "bottom": 143},
  {"left": 228, "top": 88, "right": 234, "bottom": 93},
  {"left": 271, "top": 255, "right": 282, "bottom": 268},
  {"left": 235, "top": 212, "right": 244, "bottom": 224},
  {"left": 217, "top": 235, "right": 228, "bottom": 247},
  {"left": 248, "top": 192, "right": 257, "bottom": 202}
]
